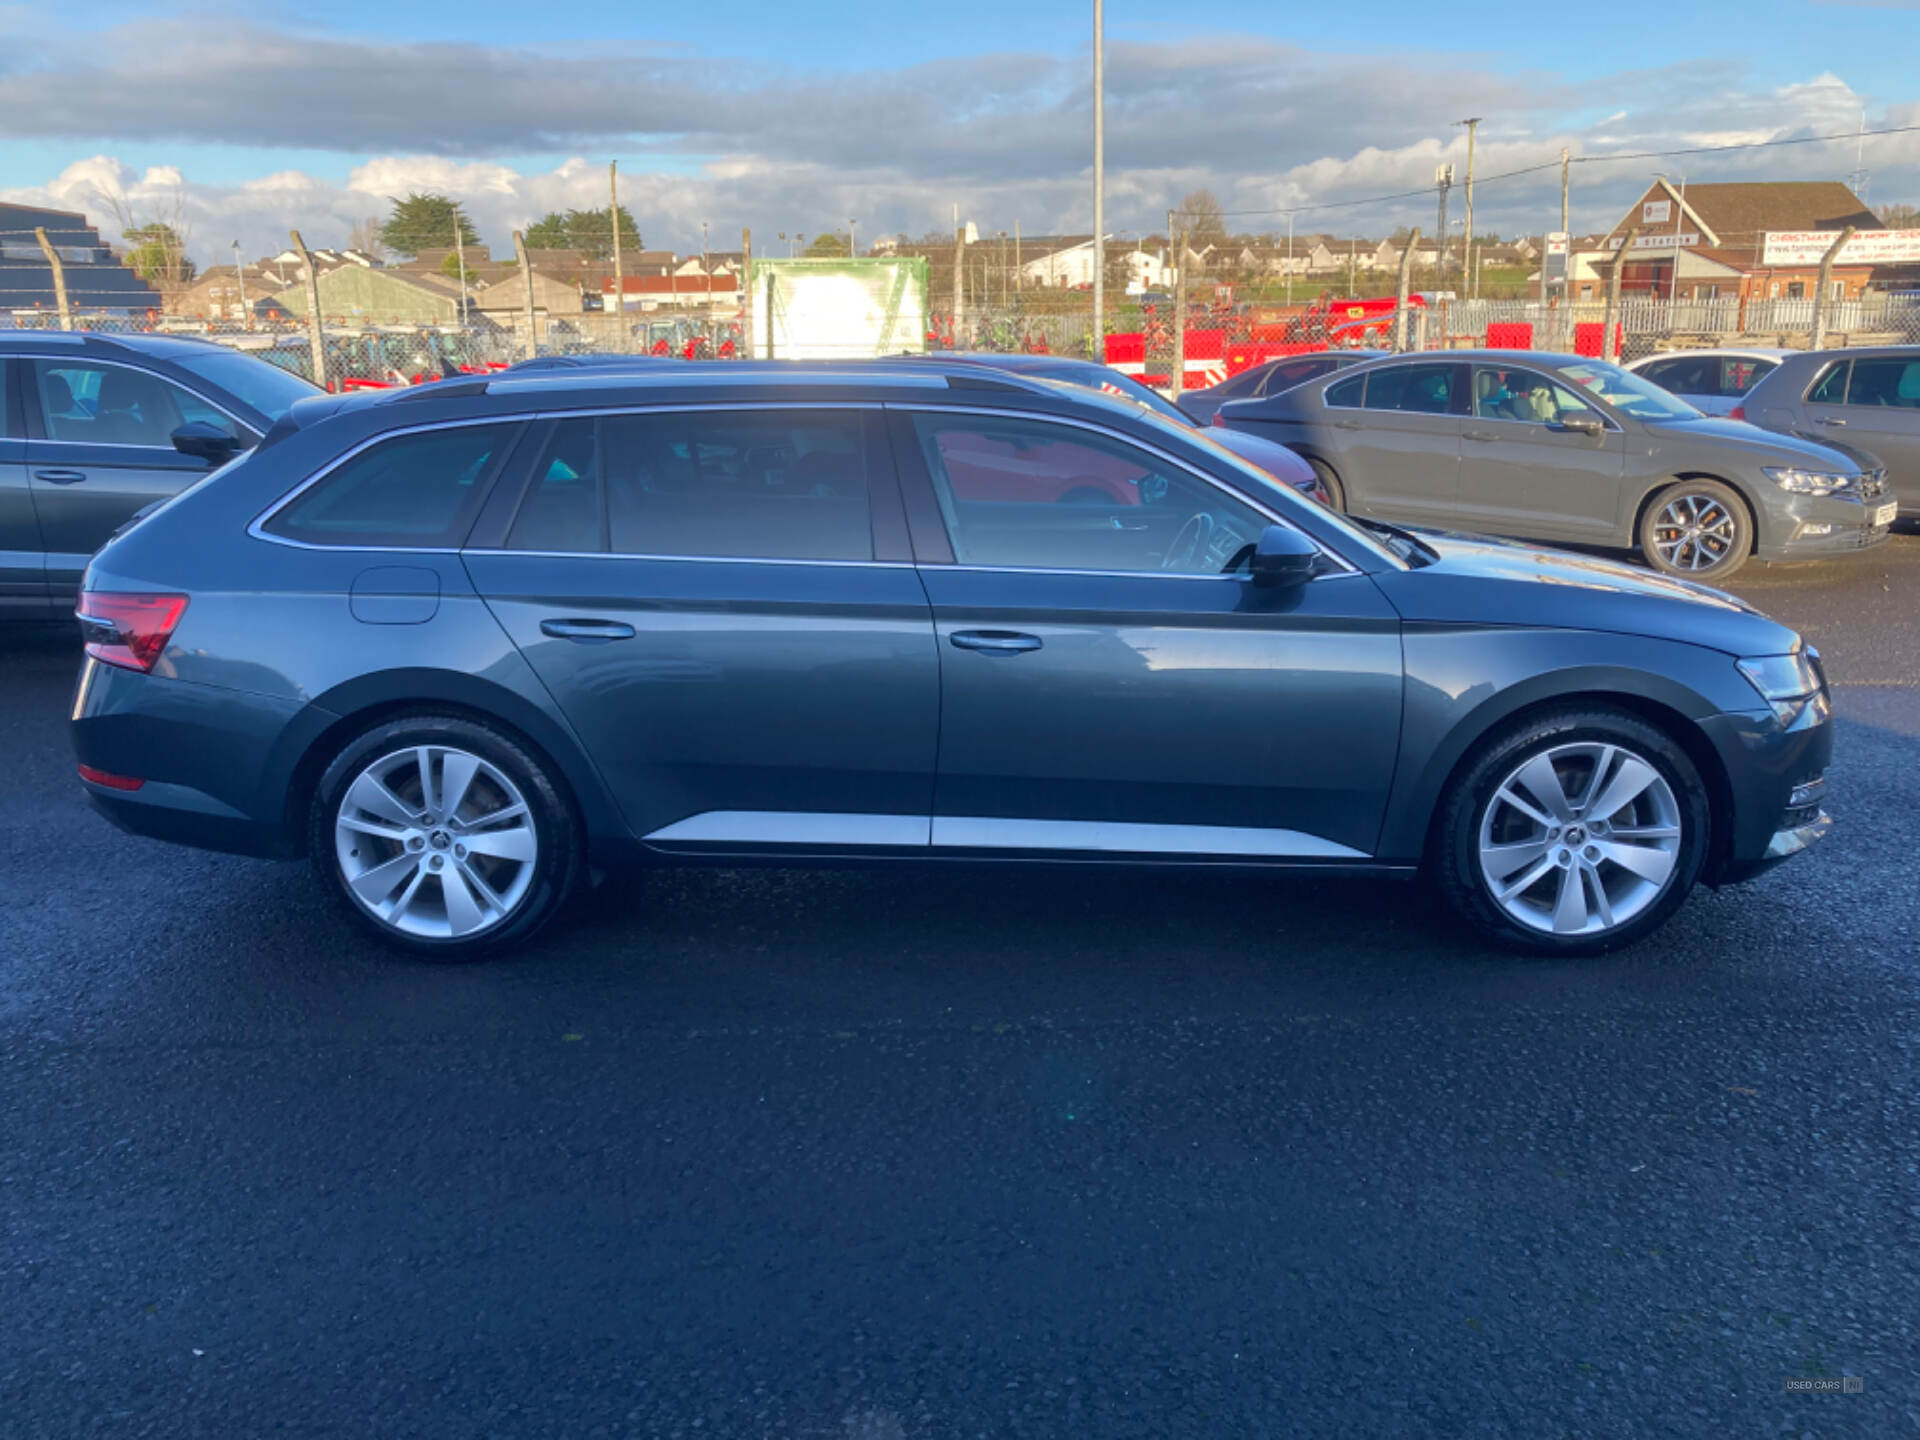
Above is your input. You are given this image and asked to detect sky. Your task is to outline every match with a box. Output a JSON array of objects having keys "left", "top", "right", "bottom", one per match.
[{"left": 2, "top": 0, "right": 1918, "bottom": 264}]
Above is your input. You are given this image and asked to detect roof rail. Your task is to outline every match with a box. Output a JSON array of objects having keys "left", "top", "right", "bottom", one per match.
[{"left": 393, "top": 378, "right": 490, "bottom": 401}]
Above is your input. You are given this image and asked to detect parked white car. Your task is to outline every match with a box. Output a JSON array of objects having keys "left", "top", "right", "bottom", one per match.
[{"left": 1626, "top": 348, "right": 1791, "bottom": 418}]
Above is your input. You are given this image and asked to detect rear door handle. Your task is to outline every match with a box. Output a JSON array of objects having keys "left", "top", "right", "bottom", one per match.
[
  {"left": 949, "top": 629, "right": 1043, "bottom": 655},
  {"left": 33, "top": 469, "right": 87, "bottom": 484},
  {"left": 1333, "top": 419, "right": 1362, "bottom": 431},
  {"left": 540, "top": 618, "right": 636, "bottom": 642},
  {"left": 1462, "top": 429, "right": 1497, "bottom": 442},
  {"left": 1815, "top": 416, "right": 1847, "bottom": 426}
]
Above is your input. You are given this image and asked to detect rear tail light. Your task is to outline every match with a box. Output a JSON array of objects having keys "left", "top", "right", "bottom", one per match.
[
  {"left": 1210, "top": 411, "right": 1224, "bottom": 426},
  {"left": 76, "top": 592, "right": 188, "bottom": 672},
  {"left": 77, "top": 764, "right": 144, "bottom": 791},
  {"left": 1727, "top": 404, "right": 1746, "bottom": 421}
]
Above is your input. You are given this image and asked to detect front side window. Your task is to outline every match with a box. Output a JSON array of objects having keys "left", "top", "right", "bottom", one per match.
[
  {"left": 1473, "top": 367, "right": 1601, "bottom": 425},
  {"left": 1555, "top": 361, "right": 1701, "bottom": 420},
  {"left": 33, "top": 359, "right": 236, "bottom": 448},
  {"left": 908, "top": 412, "right": 1273, "bottom": 575},
  {"left": 1806, "top": 362, "right": 1850, "bottom": 405},
  {"left": 169, "top": 347, "right": 319, "bottom": 422},
  {"left": 1842, "top": 358, "right": 1920, "bottom": 409},
  {"left": 1362, "top": 363, "right": 1455, "bottom": 415},
  {"left": 508, "top": 409, "right": 874, "bottom": 561},
  {"left": 265, "top": 423, "right": 514, "bottom": 547},
  {"left": 1259, "top": 358, "right": 1337, "bottom": 397}
]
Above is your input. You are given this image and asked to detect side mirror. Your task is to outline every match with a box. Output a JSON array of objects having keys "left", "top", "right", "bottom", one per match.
[
  {"left": 1250, "top": 524, "right": 1320, "bottom": 589},
  {"left": 1556, "top": 413, "right": 1604, "bottom": 438},
  {"left": 171, "top": 421, "right": 242, "bottom": 465}
]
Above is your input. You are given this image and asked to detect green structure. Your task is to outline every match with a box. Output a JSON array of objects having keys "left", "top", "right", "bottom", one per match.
[
  {"left": 747, "top": 257, "right": 929, "bottom": 359},
  {"left": 275, "top": 267, "right": 460, "bottom": 325}
]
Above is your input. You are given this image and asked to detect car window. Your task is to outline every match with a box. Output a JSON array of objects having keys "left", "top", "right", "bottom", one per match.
[
  {"left": 1204, "top": 367, "right": 1267, "bottom": 400},
  {"left": 602, "top": 409, "right": 873, "bottom": 561},
  {"left": 1722, "top": 358, "right": 1774, "bottom": 395},
  {"left": 32, "top": 359, "right": 236, "bottom": 448},
  {"left": 1325, "top": 373, "right": 1365, "bottom": 409},
  {"left": 1473, "top": 367, "right": 1599, "bottom": 424},
  {"left": 1555, "top": 361, "right": 1701, "bottom": 420},
  {"left": 908, "top": 412, "right": 1273, "bottom": 575},
  {"left": 1362, "top": 363, "right": 1455, "bottom": 415},
  {"left": 1806, "top": 362, "right": 1849, "bottom": 405},
  {"left": 1258, "top": 358, "right": 1336, "bottom": 397},
  {"left": 0, "top": 360, "right": 13, "bottom": 438},
  {"left": 264, "top": 423, "right": 514, "bottom": 547},
  {"left": 168, "top": 347, "right": 318, "bottom": 422},
  {"left": 1639, "top": 355, "right": 1716, "bottom": 395},
  {"left": 507, "top": 419, "right": 604, "bottom": 552},
  {"left": 1843, "top": 358, "right": 1920, "bottom": 409}
]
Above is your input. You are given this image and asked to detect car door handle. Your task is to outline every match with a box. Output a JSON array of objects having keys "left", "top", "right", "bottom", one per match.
[
  {"left": 1462, "top": 429, "right": 1497, "bottom": 442},
  {"left": 1333, "top": 419, "right": 1362, "bottom": 431},
  {"left": 1815, "top": 416, "right": 1847, "bottom": 426},
  {"left": 540, "top": 618, "right": 636, "bottom": 642},
  {"left": 949, "top": 629, "right": 1043, "bottom": 655},
  {"left": 33, "top": 469, "right": 87, "bottom": 484}
]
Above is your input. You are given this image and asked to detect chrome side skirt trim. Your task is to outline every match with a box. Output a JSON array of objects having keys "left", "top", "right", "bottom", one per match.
[
  {"left": 932, "top": 816, "right": 1368, "bottom": 859},
  {"left": 643, "top": 809, "right": 1368, "bottom": 860}
]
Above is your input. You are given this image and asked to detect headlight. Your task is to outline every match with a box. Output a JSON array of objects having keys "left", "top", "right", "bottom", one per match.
[
  {"left": 1762, "top": 466, "right": 1856, "bottom": 497},
  {"left": 1737, "top": 649, "right": 1825, "bottom": 723}
]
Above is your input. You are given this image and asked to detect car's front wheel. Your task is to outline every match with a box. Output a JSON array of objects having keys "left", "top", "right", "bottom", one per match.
[
  {"left": 1639, "top": 479, "right": 1751, "bottom": 579},
  {"left": 1435, "top": 708, "right": 1711, "bottom": 954},
  {"left": 309, "top": 714, "right": 582, "bottom": 959},
  {"left": 1304, "top": 458, "right": 1347, "bottom": 511}
]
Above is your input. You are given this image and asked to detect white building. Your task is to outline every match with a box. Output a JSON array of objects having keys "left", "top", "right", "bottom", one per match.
[{"left": 1018, "top": 238, "right": 1172, "bottom": 293}]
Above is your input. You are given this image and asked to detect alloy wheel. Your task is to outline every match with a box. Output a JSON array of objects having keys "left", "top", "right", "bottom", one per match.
[
  {"left": 1651, "top": 492, "right": 1738, "bottom": 571},
  {"left": 332, "top": 745, "right": 539, "bottom": 940},
  {"left": 1476, "top": 741, "right": 1684, "bottom": 937}
]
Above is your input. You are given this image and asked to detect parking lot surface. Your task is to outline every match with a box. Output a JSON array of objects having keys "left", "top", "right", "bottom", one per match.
[{"left": 4, "top": 538, "right": 1919, "bottom": 1438}]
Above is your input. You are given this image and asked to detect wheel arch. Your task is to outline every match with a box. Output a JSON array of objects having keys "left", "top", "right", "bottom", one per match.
[{"left": 1630, "top": 473, "right": 1763, "bottom": 558}]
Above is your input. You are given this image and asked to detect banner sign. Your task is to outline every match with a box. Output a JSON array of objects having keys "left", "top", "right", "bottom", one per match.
[
  {"left": 1642, "top": 201, "right": 1672, "bottom": 224},
  {"left": 1608, "top": 232, "right": 1700, "bottom": 250},
  {"left": 1761, "top": 229, "right": 1920, "bottom": 267}
]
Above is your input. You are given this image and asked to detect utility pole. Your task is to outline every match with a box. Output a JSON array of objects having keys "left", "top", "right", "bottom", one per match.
[
  {"left": 1170, "top": 219, "right": 1186, "bottom": 398},
  {"left": 740, "top": 227, "right": 752, "bottom": 359},
  {"left": 1091, "top": 0, "right": 1105, "bottom": 356},
  {"left": 1014, "top": 221, "right": 1022, "bottom": 293},
  {"left": 1348, "top": 237, "right": 1357, "bottom": 295},
  {"left": 609, "top": 161, "right": 624, "bottom": 351},
  {"left": 33, "top": 228, "right": 72, "bottom": 331},
  {"left": 1602, "top": 226, "right": 1638, "bottom": 365},
  {"left": 1435, "top": 166, "right": 1452, "bottom": 290},
  {"left": 231, "top": 239, "right": 250, "bottom": 330},
  {"left": 849, "top": 219, "right": 857, "bottom": 258},
  {"left": 513, "top": 228, "right": 537, "bottom": 360},
  {"left": 1560, "top": 147, "right": 1570, "bottom": 235},
  {"left": 1457, "top": 117, "right": 1481, "bottom": 299},
  {"left": 1811, "top": 226, "right": 1856, "bottom": 351},
  {"left": 1393, "top": 226, "right": 1421, "bottom": 352},
  {"left": 953, "top": 219, "right": 966, "bottom": 346},
  {"left": 452, "top": 203, "right": 468, "bottom": 327},
  {"left": 702, "top": 220, "right": 710, "bottom": 310},
  {"left": 289, "top": 229, "right": 328, "bottom": 387},
  {"left": 1286, "top": 212, "right": 1295, "bottom": 306}
]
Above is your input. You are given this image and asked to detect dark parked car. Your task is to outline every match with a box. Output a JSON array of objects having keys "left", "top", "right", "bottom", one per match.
[
  {"left": 1, "top": 330, "right": 320, "bottom": 616},
  {"left": 896, "top": 352, "right": 1328, "bottom": 502},
  {"left": 1219, "top": 350, "right": 1895, "bottom": 579},
  {"left": 1625, "top": 348, "right": 1788, "bottom": 418},
  {"left": 74, "top": 361, "right": 1831, "bottom": 960},
  {"left": 1177, "top": 350, "right": 1388, "bottom": 426},
  {"left": 1736, "top": 346, "right": 1920, "bottom": 517}
]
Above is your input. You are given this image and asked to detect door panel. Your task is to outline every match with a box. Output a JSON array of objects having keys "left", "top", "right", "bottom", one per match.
[
  {"left": 1334, "top": 363, "right": 1466, "bottom": 524},
  {"left": 1826, "top": 355, "right": 1920, "bottom": 512},
  {"left": 0, "top": 359, "right": 47, "bottom": 612},
  {"left": 1455, "top": 367, "right": 1626, "bottom": 541},
  {"left": 918, "top": 567, "right": 1404, "bottom": 857}
]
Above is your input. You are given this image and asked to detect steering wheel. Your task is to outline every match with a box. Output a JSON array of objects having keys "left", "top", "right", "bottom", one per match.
[{"left": 1162, "top": 511, "right": 1215, "bottom": 572}]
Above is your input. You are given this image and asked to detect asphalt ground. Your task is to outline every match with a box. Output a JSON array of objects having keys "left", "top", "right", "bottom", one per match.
[{"left": 3, "top": 535, "right": 1918, "bottom": 1439}]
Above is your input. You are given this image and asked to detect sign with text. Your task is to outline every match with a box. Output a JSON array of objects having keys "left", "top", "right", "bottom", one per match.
[
  {"left": 1643, "top": 200, "right": 1672, "bottom": 224},
  {"left": 1545, "top": 231, "right": 1569, "bottom": 287},
  {"left": 1761, "top": 229, "right": 1920, "bottom": 266},
  {"left": 1607, "top": 232, "right": 1700, "bottom": 251}
]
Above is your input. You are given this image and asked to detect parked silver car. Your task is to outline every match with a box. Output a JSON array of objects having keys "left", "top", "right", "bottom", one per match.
[
  {"left": 1217, "top": 350, "right": 1896, "bottom": 579},
  {"left": 1625, "top": 348, "right": 1789, "bottom": 418},
  {"left": 1736, "top": 346, "right": 1920, "bottom": 517}
]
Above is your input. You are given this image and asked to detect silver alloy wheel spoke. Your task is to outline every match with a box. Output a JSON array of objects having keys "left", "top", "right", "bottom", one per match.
[
  {"left": 333, "top": 744, "right": 539, "bottom": 941},
  {"left": 1476, "top": 740, "right": 1685, "bottom": 938},
  {"left": 1655, "top": 493, "right": 1738, "bottom": 571}
]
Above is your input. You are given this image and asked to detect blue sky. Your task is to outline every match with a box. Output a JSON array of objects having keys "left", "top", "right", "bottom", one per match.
[{"left": 2, "top": 0, "right": 1915, "bottom": 260}]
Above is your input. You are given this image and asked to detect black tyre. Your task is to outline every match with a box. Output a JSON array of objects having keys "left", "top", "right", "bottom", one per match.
[
  {"left": 1638, "top": 479, "right": 1751, "bottom": 579},
  {"left": 308, "top": 714, "right": 582, "bottom": 959},
  {"left": 1434, "top": 707, "right": 1711, "bottom": 955},
  {"left": 1305, "top": 457, "right": 1347, "bottom": 511}
]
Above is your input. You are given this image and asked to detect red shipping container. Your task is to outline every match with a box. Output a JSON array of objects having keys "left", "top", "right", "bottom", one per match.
[{"left": 1572, "top": 322, "right": 1622, "bottom": 359}]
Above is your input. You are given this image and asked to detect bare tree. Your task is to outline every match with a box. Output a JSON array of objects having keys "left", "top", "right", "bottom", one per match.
[
  {"left": 104, "top": 184, "right": 195, "bottom": 296},
  {"left": 346, "top": 215, "right": 387, "bottom": 259}
]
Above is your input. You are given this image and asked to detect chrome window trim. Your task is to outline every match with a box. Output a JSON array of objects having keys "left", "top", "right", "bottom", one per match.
[
  {"left": 469, "top": 548, "right": 914, "bottom": 570},
  {"left": 887, "top": 401, "right": 1360, "bottom": 577},
  {"left": 23, "top": 353, "right": 253, "bottom": 447}
]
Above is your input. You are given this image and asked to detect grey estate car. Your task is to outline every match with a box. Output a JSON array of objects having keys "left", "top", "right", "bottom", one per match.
[
  {"left": 1217, "top": 350, "right": 1895, "bottom": 579},
  {"left": 1736, "top": 346, "right": 1920, "bottom": 517},
  {"left": 2, "top": 330, "right": 320, "bottom": 614},
  {"left": 73, "top": 361, "right": 1833, "bottom": 960}
]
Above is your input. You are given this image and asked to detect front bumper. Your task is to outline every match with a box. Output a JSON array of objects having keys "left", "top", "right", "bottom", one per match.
[
  {"left": 1699, "top": 696, "right": 1835, "bottom": 885},
  {"left": 1759, "top": 495, "right": 1896, "bottom": 560}
]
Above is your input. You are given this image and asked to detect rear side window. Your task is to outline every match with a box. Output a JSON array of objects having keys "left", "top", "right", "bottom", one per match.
[
  {"left": 1723, "top": 357, "right": 1774, "bottom": 394},
  {"left": 1325, "top": 373, "right": 1365, "bottom": 409},
  {"left": 1363, "top": 363, "right": 1455, "bottom": 415},
  {"left": 505, "top": 409, "right": 874, "bottom": 562},
  {"left": 1843, "top": 357, "right": 1920, "bottom": 409},
  {"left": 1806, "top": 362, "right": 1849, "bottom": 404},
  {"left": 1260, "top": 358, "right": 1336, "bottom": 396},
  {"left": 265, "top": 423, "right": 514, "bottom": 547}
]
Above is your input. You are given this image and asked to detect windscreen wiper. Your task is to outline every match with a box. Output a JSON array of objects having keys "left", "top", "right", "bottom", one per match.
[{"left": 1349, "top": 515, "right": 1437, "bottom": 564}]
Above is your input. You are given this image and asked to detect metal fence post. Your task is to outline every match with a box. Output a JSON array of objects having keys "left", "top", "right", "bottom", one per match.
[
  {"left": 289, "top": 230, "right": 328, "bottom": 389},
  {"left": 953, "top": 225, "right": 966, "bottom": 345},
  {"left": 740, "top": 228, "right": 753, "bottom": 359},
  {"left": 33, "top": 228, "right": 73, "bottom": 331},
  {"left": 513, "top": 230, "right": 537, "bottom": 360},
  {"left": 1602, "top": 227, "right": 1638, "bottom": 364},
  {"left": 1810, "top": 226, "right": 1856, "bottom": 352},
  {"left": 1393, "top": 227, "right": 1421, "bottom": 352},
  {"left": 1170, "top": 224, "right": 1186, "bottom": 398}
]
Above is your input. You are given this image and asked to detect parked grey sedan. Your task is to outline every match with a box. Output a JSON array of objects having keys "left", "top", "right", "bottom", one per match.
[
  {"left": 1737, "top": 346, "right": 1920, "bottom": 517},
  {"left": 1218, "top": 350, "right": 1896, "bottom": 579},
  {"left": 74, "top": 361, "right": 1833, "bottom": 961}
]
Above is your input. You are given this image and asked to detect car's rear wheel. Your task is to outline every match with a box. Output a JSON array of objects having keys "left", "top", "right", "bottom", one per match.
[
  {"left": 309, "top": 714, "right": 581, "bottom": 959},
  {"left": 1435, "top": 708, "right": 1710, "bottom": 955},
  {"left": 1305, "top": 457, "right": 1346, "bottom": 510},
  {"left": 1639, "top": 479, "right": 1751, "bottom": 579}
]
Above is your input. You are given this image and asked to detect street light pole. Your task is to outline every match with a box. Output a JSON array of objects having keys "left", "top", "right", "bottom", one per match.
[
  {"left": 1457, "top": 117, "right": 1481, "bottom": 300},
  {"left": 1091, "top": 0, "right": 1104, "bottom": 357}
]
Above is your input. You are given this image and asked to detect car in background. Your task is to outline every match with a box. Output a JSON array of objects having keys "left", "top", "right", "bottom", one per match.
[
  {"left": 72, "top": 359, "right": 1835, "bottom": 959},
  {"left": 1177, "top": 350, "right": 1389, "bottom": 426},
  {"left": 1, "top": 330, "right": 321, "bottom": 617},
  {"left": 1735, "top": 346, "right": 1920, "bottom": 517},
  {"left": 1217, "top": 350, "right": 1894, "bottom": 579},
  {"left": 1626, "top": 348, "right": 1790, "bottom": 418},
  {"left": 896, "top": 352, "right": 1330, "bottom": 504}
]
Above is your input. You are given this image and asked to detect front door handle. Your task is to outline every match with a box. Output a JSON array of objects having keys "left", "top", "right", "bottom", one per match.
[
  {"left": 1333, "top": 419, "right": 1362, "bottom": 431},
  {"left": 1815, "top": 416, "right": 1847, "bottom": 426},
  {"left": 1462, "top": 429, "right": 1497, "bottom": 442},
  {"left": 33, "top": 469, "right": 87, "bottom": 484},
  {"left": 949, "top": 629, "right": 1043, "bottom": 655},
  {"left": 540, "top": 618, "right": 636, "bottom": 642}
]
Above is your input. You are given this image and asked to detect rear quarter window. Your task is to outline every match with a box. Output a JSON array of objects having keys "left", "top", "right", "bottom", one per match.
[
  {"left": 263, "top": 422, "right": 517, "bottom": 547},
  {"left": 1805, "top": 361, "right": 1850, "bottom": 405},
  {"left": 1325, "top": 373, "right": 1365, "bottom": 409}
]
